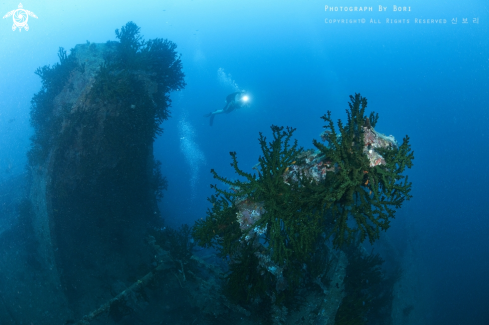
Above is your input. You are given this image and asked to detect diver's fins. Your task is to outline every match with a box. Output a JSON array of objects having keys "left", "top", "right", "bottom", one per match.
[{"left": 203, "top": 112, "right": 215, "bottom": 126}]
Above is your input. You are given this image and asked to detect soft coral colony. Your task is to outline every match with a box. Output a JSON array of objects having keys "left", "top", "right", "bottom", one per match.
[{"left": 192, "top": 93, "right": 414, "bottom": 307}]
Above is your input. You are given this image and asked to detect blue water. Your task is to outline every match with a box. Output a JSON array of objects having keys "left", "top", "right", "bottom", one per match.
[{"left": 0, "top": 0, "right": 488, "bottom": 324}]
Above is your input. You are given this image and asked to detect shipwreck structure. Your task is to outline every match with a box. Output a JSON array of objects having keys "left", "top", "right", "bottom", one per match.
[{"left": 11, "top": 22, "right": 185, "bottom": 323}]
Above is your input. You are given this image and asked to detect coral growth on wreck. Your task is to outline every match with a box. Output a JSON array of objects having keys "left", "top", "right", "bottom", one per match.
[
  {"left": 312, "top": 94, "right": 414, "bottom": 247},
  {"left": 27, "top": 21, "right": 186, "bottom": 309},
  {"left": 193, "top": 94, "right": 414, "bottom": 317}
]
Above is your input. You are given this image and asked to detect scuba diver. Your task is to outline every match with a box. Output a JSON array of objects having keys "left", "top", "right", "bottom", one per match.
[{"left": 204, "top": 91, "right": 249, "bottom": 126}]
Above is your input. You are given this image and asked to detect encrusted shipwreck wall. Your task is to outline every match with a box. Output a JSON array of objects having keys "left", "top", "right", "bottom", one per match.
[
  {"left": 25, "top": 22, "right": 185, "bottom": 322},
  {"left": 45, "top": 42, "right": 154, "bottom": 307}
]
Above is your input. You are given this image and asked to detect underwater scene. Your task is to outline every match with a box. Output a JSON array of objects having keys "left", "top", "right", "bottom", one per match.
[{"left": 0, "top": 0, "right": 488, "bottom": 324}]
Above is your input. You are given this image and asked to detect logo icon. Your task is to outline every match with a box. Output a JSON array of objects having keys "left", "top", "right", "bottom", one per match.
[{"left": 3, "top": 3, "right": 38, "bottom": 32}]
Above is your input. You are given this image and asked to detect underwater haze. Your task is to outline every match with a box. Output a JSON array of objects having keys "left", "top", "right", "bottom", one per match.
[{"left": 0, "top": 0, "right": 488, "bottom": 324}]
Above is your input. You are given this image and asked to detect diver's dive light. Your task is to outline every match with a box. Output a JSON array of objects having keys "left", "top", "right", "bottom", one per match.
[{"left": 241, "top": 95, "right": 249, "bottom": 102}]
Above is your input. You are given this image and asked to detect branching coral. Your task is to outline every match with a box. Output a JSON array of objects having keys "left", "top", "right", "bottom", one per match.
[
  {"left": 192, "top": 94, "right": 414, "bottom": 312},
  {"left": 193, "top": 126, "right": 327, "bottom": 305},
  {"left": 311, "top": 93, "right": 413, "bottom": 247},
  {"left": 208, "top": 126, "right": 326, "bottom": 270},
  {"left": 89, "top": 22, "right": 185, "bottom": 141},
  {"left": 193, "top": 194, "right": 242, "bottom": 257}
]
